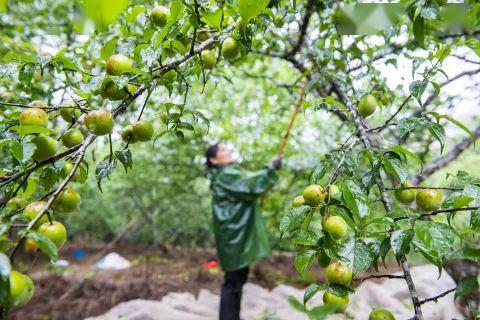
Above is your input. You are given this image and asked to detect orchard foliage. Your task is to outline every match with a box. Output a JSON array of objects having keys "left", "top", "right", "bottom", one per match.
[{"left": 0, "top": 0, "right": 479, "bottom": 319}]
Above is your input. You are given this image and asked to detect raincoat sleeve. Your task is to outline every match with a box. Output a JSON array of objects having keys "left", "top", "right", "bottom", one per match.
[{"left": 214, "top": 166, "right": 278, "bottom": 202}]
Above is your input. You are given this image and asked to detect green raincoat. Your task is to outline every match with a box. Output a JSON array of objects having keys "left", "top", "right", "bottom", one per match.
[{"left": 208, "top": 164, "right": 278, "bottom": 272}]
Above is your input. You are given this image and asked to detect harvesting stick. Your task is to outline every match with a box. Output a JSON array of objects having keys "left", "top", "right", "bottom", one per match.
[{"left": 275, "top": 77, "right": 308, "bottom": 157}]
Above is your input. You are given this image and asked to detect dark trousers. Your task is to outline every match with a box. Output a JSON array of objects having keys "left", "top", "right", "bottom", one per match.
[{"left": 219, "top": 266, "right": 249, "bottom": 320}]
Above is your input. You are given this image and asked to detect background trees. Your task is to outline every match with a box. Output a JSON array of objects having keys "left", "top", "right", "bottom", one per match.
[{"left": 0, "top": 0, "right": 479, "bottom": 319}]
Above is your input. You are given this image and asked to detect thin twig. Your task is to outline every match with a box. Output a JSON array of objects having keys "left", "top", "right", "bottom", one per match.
[
  {"left": 418, "top": 288, "right": 456, "bottom": 305},
  {"left": 394, "top": 206, "right": 480, "bottom": 222}
]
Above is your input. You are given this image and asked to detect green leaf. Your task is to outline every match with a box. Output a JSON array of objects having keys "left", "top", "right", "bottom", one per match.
[
  {"left": 425, "top": 122, "right": 445, "bottom": 153},
  {"left": 279, "top": 206, "right": 311, "bottom": 236},
  {"left": 427, "top": 112, "right": 477, "bottom": 147},
  {"left": 397, "top": 117, "right": 422, "bottom": 138},
  {"left": 327, "top": 284, "right": 355, "bottom": 297},
  {"left": 387, "top": 146, "right": 422, "bottom": 165},
  {"left": 307, "top": 303, "right": 338, "bottom": 319},
  {"left": 412, "top": 17, "right": 425, "bottom": 47},
  {"left": 310, "top": 160, "right": 328, "bottom": 183},
  {"left": 409, "top": 80, "right": 427, "bottom": 105},
  {"left": 341, "top": 180, "right": 369, "bottom": 219},
  {"left": 382, "top": 156, "right": 408, "bottom": 183},
  {"left": 340, "top": 237, "right": 373, "bottom": 276},
  {"left": 82, "top": 0, "right": 129, "bottom": 30},
  {"left": 292, "top": 230, "right": 318, "bottom": 246},
  {"left": 288, "top": 296, "right": 307, "bottom": 313},
  {"left": 455, "top": 276, "right": 479, "bottom": 299},
  {"left": 101, "top": 38, "right": 118, "bottom": 60},
  {"left": 412, "top": 241, "right": 442, "bottom": 273},
  {"left": 446, "top": 248, "right": 480, "bottom": 261},
  {"left": 238, "top": 0, "right": 270, "bottom": 21},
  {"left": 390, "top": 229, "right": 414, "bottom": 256},
  {"left": 27, "top": 232, "right": 58, "bottom": 261},
  {"left": 126, "top": 5, "right": 146, "bottom": 23},
  {"left": 414, "top": 221, "right": 455, "bottom": 255},
  {"left": 442, "top": 195, "right": 474, "bottom": 209},
  {"left": 114, "top": 149, "right": 133, "bottom": 173},
  {"left": 303, "top": 283, "right": 327, "bottom": 305},
  {"left": 95, "top": 159, "right": 117, "bottom": 192},
  {"left": 294, "top": 249, "right": 315, "bottom": 274},
  {"left": 19, "top": 63, "right": 36, "bottom": 84},
  {"left": 9, "top": 125, "right": 57, "bottom": 137},
  {"left": 200, "top": 9, "right": 223, "bottom": 29}
]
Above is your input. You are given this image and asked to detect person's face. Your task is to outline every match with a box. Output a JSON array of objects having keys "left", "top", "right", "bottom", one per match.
[{"left": 210, "top": 144, "right": 234, "bottom": 165}]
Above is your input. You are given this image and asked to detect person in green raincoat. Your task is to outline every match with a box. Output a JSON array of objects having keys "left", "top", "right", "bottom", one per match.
[{"left": 205, "top": 143, "right": 282, "bottom": 320}]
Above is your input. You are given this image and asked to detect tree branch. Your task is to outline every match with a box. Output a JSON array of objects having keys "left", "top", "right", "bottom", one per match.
[
  {"left": 285, "top": 0, "right": 314, "bottom": 58},
  {"left": 418, "top": 288, "right": 456, "bottom": 305}
]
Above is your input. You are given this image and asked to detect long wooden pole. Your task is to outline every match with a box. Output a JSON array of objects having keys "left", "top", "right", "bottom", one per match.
[{"left": 275, "top": 77, "right": 308, "bottom": 157}]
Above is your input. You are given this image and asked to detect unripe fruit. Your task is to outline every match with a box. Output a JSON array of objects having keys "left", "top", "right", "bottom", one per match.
[
  {"left": 201, "top": 50, "right": 216, "bottom": 69},
  {"left": 53, "top": 187, "right": 80, "bottom": 213},
  {"left": 38, "top": 221, "right": 67, "bottom": 249},
  {"left": 106, "top": 54, "right": 133, "bottom": 76},
  {"left": 32, "top": 134, "right": 57, "bottom": 162},
  {"left": 23, "top": 201, "right": 49, "bottom": 226},
  {"left": 292, "top": 196, "right": 305, "bottom": 207},
  {"left": 197, "top": 30, "right": 211, "bottom": 41},
  {"left": 61, "top": 128, "right": 84, "bottom": 148},
  {"left": 19, "top": 108, "right": 48, "bottom": 127},
  {"left": 163, "top": 69, "right": 177, "bottom": 82},
  {"left": 358, "top": 94, "right": 377, "bottom": 118},
  {"left": 274, "top": 15, "right": 284, "bottom": 27},
  {"left": 303, "top": 184, "right": 326, "bottom": 206},
  {"left": 323, "top": 291, "right": 349, "bottom": 313},
  {"left": 84, "top": 109, "right": 114, "bottom": 136},
  {"left": 316, "top": 250, "right": 331, "bottom": 268},
  {"left": 160, "top": 112, "right": 169, "bottom": 124},
  {"left": 325, "top": 261, "right": 352, "bottom": 286},
  {"left": 369, "top": 309, "right": 396, "bottom": 320},
  {"left": 24, "top": 238, "right": 39, "bottom": 253},
  {"left": 394, "top": 182, "right": 416, "bottom": 204},
  {"left": 101, "top": 78, "right": 135, "bottom": 101},
  {"left": 151, "top": 5, "right": 170, "bottom": 27},
  {"left": 120, "top": 125, "right": 138, "bottom": 144},
  {"left": 9, "top": 271, "right": 34, "bottom": 308},
  {"left": 132, "top": 120, "right": 154, "bottom": 142},
  {"left": 61, "top": 161, "right": 75, "bottom": 180},
  {"left": 416, "top": 189, "right": 442, "bottom": 211},
  {"left": 222, "top": 37, "right": 240, "bottom": 60},
  {"left": 322, "top": 216, "right": 347, "bottom": 240},
  {"left": 59, "top": 106, "right": 81, "bottom": 123},
  {"left": 6, "top": 196, "right": 27, "bottom": 212},
  {"left": 34, "top": 70, "right": 42, "bottom": 82}
]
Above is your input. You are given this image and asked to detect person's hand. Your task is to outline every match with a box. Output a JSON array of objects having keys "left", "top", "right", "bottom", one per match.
[{"left": 269, "top": 156, "right": 282, "bottom": 171}]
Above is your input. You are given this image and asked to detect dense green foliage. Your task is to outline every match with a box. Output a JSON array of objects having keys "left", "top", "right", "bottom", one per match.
[{"left": 0, "top": 0, "right": 479, "bottom": 318}]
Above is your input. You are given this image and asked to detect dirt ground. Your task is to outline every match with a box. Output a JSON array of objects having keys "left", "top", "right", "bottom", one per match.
[{"left": 10, "top": 243, "right": 398, "bottom": 320}]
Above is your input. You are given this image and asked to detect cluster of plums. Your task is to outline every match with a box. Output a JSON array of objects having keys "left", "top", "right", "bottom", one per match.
[
  {"left": 394, "top": 182, "right": 443, "bottom": 211},
  {"left": 290, "top": 184, "right": 396, "bottom": 318}
]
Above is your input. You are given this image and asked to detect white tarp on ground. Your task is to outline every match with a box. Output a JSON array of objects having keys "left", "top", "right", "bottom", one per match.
[
  {"left": 86, "top": 264, "right": 463, "bottom": 320},
  {"left": 94, "top": 252, "right": 132, "bottom": 270}
]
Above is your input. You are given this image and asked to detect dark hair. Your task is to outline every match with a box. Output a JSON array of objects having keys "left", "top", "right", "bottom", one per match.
[{"left": 205, "top": 143, "right": 220, "bottom": 168}]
